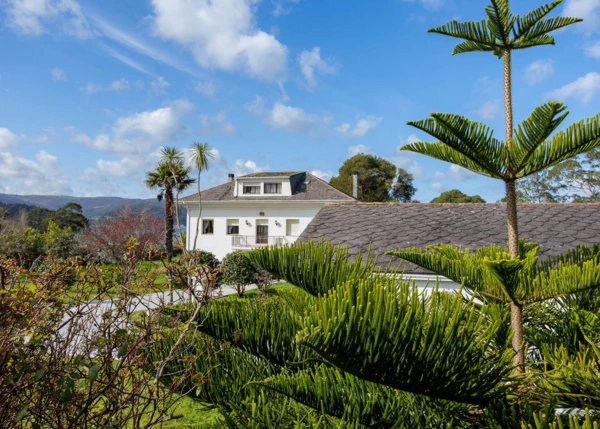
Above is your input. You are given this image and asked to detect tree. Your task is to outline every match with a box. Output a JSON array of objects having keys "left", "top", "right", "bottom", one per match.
[
  {"left": 79, "top": 207, "right": 165, "bottom": 262},
  {"left": 431, "top": 189, "right": 485, "bottom": 203},
  {"left": 514, "top": 169, "right": 561, "bottom": 202},
  {"left": 189, "top": 142, "right": 216, "bottom": 251},
  {"left": 145, "top": 147, "right": 195, "bottom": 262},
  {"left": 391, "top": 168, "right": 417, "bottom": 202},
  {"left": 26, "top": 207, "right": 54, "bottom": 231},
  {"left": 330, "top": 153, "right": 396, "bottom": 202},
  {"left": 399, "top": 0, "right": 596, "bottom": 369},
  {"left": 221, "top": 251, "right": 257, "bottom": 297},
  {"left": 50, "top": 202, "right": 88, "bottom": 232}
]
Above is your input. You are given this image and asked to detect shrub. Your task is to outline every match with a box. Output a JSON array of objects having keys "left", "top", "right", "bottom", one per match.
[
  {"left": 188, "top": 250, "right": 220, "bottom": 269},
  {"left": 221, "top": 251, "right": 257, "bottom": 297}
]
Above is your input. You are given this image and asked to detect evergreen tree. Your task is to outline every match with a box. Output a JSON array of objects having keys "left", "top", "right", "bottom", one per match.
[
  {"left": 431, "top": 189, "right": 485, "bottom": 203},
  {"left": 330, "top": 153, "right": 396, "bottom": 202},
  {"left": 391, "top": 168, "right": 417, "bottom": 202}
]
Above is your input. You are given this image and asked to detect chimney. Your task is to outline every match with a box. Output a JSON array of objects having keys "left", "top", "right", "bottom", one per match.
[
  {"left": 352, "top": 171, "right": 358, "bottom": 200},
  {"left": 228, "top": 173, "right": 235, "bottom": 182}
]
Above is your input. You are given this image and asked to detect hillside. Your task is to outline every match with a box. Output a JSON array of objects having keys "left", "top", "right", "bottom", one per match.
[{"left": 0, "top": 193, "right": 187, "bottom": 224}]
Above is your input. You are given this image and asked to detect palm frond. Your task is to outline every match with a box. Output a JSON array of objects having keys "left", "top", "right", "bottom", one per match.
[
  {"left": 510, "top": 102, "right": 569, "bottom": 173},
  {"left": 190, "top": 142, "right": 217, "bottom": 172},
  {"left": 513, "top": 1, "right": 562, "bottom": 39},
  {"left": 521, "top": 114, "right": 600, "bottom": 177},
  {"left": 485, "top": 0, "right": 514, "bottom": 45},
  {"left": 516, "top": 16, "right": 583, "bottom": 44},
  {"left": 406, "top": 114, "right": 507, "bottom": 178},
  {"left": 297, "top": 277, "right": 512, "bottom": 405},
  {"left": 428, "top": 19, "right": 503, "bottom": 53},
  {"left": 245, "top": 241, "right": 378, "bottom": 297}
]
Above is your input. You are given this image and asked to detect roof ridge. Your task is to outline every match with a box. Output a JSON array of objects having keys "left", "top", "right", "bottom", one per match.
[{"left": 305, "top": 172, "right": 356, "bottom": 201}]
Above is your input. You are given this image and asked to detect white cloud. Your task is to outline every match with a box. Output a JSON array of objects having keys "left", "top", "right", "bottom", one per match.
[
  {"left": 389, "top": 155, "right": 424, "bottom": 178},
  {"left": 101, "top": 45, "right": 154, "bottom": 76},
  {"left": 245, "top": 96, "right": 329, "bottom": 133},
  {"left": 150, "top": 76, "right": 170, "bottom": 95},
  {"left": 149, "top": 0, "right": 288, "bottom": 80},
  {"left": 310, "top": 169, "right": 333, "bottom": 181},
  {"left": 272, "top": 0, "right": 301, "bottom": 16},
  {"left": 548, "top": 72, "right": 600, "bottom": 104},
  {"left": 474, "top": 76, "right": 500, "bottom": 94},
  {"left": 0, "top": 150, "right": 71, "bottom": 195},
  {"left": 31, "top": 126, "right": 56, "bottom": 144},
  {"left": 432, "top": 164, "right": 474, "bottom": 182},
  {"left": 3, "top": 0, "right": 91, "bottom": 37},
  {"left": 347, "top": 144, "right": 372, "bottom": 157},
  {"left": 50, "top": 67, "right": 66, "bottom": 81},
  {"left": 195, "top": 80, "right": 216, "bottom": 96},
  {"left": 89, "top": 14, "right": 199, "bottom": 77},
  {"left": 403, "top": 0, "right": 444, "bottom": 11},
  {"left": 585, "top": 40, "right": 600, "bottom": 58},
  {"left": 563, "top": 0, "right": 600, "bottom": 32},
  {"left": 398, "top": 133, "right": 420, "bottom": 146},
  {"left": 474, "top": 99, "right": 501, "bottom": 120},
  {"left": 431, "top": 182, "right": 444, "bottom": 191},
  {"left": 69, "top": 99, "right": 192, "bottom": 154},
  {"left": 200, "top": 112, "right": 237, "bottom": 134},
  {"left": 83, "top": 78, "right": 131, "bottom": 94},
  {"left": 298, "top": 47, "right": 335, "bottom": 89},
  {"left": 0, "top": 128, "right": 19, "bottom": 150},
  {"left": 337, "top": 115, "right": 382, "bottom": 137},
  {"left": 231, "top": 159, "right": 269, "bottom": 176},
  {"left": 95, "top": 150, "right": 161, "bottom": 178},
  {"left": 525, "top": 59, "right": 554, "bottom": 84}
]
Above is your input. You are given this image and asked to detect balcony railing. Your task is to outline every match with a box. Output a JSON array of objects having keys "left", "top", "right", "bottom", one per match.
[{"left": 231, "top": 235, "right": 289, "bottom": 247}]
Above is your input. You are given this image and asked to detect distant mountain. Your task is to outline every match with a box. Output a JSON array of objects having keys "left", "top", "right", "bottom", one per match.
[{"left": 0, "top": 193, "right": 187, "bottom": 225}]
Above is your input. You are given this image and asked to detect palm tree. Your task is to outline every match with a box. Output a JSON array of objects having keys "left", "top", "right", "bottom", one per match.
[
  {"left": 189, "top": 142, "right": 216, "bottom": 251},
  {"left": 145, "top": 147, "right": 195, "bottom": 262},
  {"left": 399, "top": 0, "right": 599, "bottom": 369}
]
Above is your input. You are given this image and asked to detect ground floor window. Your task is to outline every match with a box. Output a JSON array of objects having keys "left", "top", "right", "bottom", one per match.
[
  {"left": 202, "top": 219, "right": 214, "bottom": 234},
  {"left": 286, "top": 219, "right": 300, "bottom": 236}
]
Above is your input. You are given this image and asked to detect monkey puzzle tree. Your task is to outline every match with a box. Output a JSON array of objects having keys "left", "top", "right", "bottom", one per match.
[{"left": 398, "top": 0, "right": 600, "bottom": 368}]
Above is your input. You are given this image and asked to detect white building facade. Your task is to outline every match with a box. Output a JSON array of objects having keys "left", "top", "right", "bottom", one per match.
[{"left": 181, "top": 172, "right": 355, "bottom": 260}]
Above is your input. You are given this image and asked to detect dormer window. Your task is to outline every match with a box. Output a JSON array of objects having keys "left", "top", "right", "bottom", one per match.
[
  {"left": 264, "top": 183, "right": 282, "bottom": 194},
  {"left": 243, "top": 185, "right": 261, "bottom": 194}
]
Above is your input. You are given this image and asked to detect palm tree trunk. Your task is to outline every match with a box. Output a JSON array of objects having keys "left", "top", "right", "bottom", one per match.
[
  {"left": 504, "top": 49, "right": 525, "bottom": 371},
  {"left": 192, "top": 172, "right": 202, "bottom": 251},
  {"left": 165, "top": 188, "right": 174, "bottom": 263}
]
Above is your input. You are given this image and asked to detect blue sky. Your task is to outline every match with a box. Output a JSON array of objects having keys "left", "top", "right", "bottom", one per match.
[{"left": 1, "top": 0, "right": 599, "bottom": 202}]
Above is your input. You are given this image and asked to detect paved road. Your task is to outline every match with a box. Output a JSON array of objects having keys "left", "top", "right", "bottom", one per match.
[{"left": 60, "top": 284, "right": 258, "bottom": 338}]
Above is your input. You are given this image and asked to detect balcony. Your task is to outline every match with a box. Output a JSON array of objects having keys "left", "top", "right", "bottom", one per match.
[{"left": 231, "top": 235, "right": 289, "bottom": 248}]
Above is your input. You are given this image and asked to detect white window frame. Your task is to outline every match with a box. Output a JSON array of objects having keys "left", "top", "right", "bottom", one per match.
[
  {"left": 202, "top": 219, "right": 214, "bottom": 235},
  {"left": 264, "top": 182, "right": 282, "bottom": 194},
  {"left": 286, "top": 219, "right": 300, "bottom": 237},
  {"left": 243, "top": 185, "right": 261, "bottom": 194},
  {"left": 226, "top": 219, "right": 240, "bottom": 235}
]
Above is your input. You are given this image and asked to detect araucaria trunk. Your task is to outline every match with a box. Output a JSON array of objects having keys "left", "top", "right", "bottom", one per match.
[
  {"left": 165, "top": 188, "right": 174, "bottom": 262},
  {"left": 503, "top": 49, "right": 525, "bottom": 370}
]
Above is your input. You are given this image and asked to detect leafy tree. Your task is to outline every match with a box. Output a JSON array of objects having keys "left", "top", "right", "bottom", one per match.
[
  {"left": 26, "top": 207, "right": 54, "bottom": 231},
  {"left": 391, "top": 168, "right": 417, "bottom": 202},
  {"left": 329, "top": 153, "right": 396, "bottom": 202},
  {"left": 398, "top": 0, "right": 597, "bottom": 369},
  {"left": 431, "top": 189, "right": 486, "bottom": 203},
  {"left": 221, "top": 251, "right": 257, "bottom": 297},
  {"left": 190, "top": 142, "right": 216, "bottom": 251},
  {"left": 145, "top": 147, "right": 195, "bottom": 262},
  {"left": 514, "top": 169, "right": 560, "bottom": 202},
  {"left": 49, "top": 202, "right": 88, "bottom": 232}
]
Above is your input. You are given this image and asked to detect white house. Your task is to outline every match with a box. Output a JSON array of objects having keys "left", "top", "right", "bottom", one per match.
[{"left": 180, "top": 171, "right": 355, "bottom": 260}]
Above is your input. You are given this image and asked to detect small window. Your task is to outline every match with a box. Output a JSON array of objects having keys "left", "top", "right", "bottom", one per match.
[
  {"left": 286, "top": 219, "right": 300, "bottom": 236},
  {"left": 202, "top": 219, "right": 214, "bottom": 234},
  {"left": 264, "top": 183, "right": 282, "bottom": 194},
  {"left": 226, "top": 219, "right": 239, "bottom": 235},
  {"left": 243, "top": 185, "right": 261, "bottom": 194}
]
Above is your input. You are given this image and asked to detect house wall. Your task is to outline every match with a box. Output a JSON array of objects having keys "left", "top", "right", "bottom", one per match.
[{"left": 185, "top": 202, "right": 324, "bottom": 260}]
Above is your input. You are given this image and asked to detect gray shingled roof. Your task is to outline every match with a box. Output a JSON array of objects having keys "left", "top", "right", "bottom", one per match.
[
  {"left": 299, "top": 203, "right": 600, "bottom": 274},
  {"left": 180, "top": 172, "right": 355, "bottom": 202}
]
